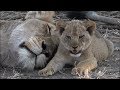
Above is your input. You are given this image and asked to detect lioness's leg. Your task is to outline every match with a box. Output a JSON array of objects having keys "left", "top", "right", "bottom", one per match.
[
  {"left": 71, "top": 57, "right": 97, "bottom": 78},
  {"left": 23, "top": 36, "right": 43, "bottom": 55}
]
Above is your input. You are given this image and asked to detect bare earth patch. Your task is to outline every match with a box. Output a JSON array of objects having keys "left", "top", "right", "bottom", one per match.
[{"left": 0, "top": 11, "right": 120, "bottom": 79}]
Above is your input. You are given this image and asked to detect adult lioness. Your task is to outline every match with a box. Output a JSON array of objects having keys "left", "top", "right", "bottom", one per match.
[
  {"left": 38, "top": 20, "right": 114, "bottom": 77},
  {"left": 0, "top": 18, "right": 58, "bottom": 71}
]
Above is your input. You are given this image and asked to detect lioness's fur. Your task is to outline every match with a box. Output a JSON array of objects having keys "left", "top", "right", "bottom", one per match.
[
  {"left": 25, "top": 11, "right": 55, "bottom": 23},
  {"left": 26, "top": 11, "right": 120, "bottom": 26},
  {"left": 0, "top": 20, "right": 23, "bottom": 67},
  {"left": 0, "top": 12, "right": 58, "bottom": 71},
  {"left": 9, "top": 19, "right": 57, "bottom": 70},
  {"left": 38, "top": 20, "right": 114, "bottom": 77}
]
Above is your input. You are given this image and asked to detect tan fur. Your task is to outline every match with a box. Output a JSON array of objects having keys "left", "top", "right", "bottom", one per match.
[
  {"left": 0, "top": 13, "right": 57, "bottom": 71},
  {"left": 25, "top": 11, "right": 55, "bottom": 24},
  {"left": 38, "top": 20, "right": 114, "bottom": 77},
  {"left": 9, "top": 19, "right": 57, "bottom": 70},
  {"left": 0, "top": 20, "right": 23, "bottom": 67}
]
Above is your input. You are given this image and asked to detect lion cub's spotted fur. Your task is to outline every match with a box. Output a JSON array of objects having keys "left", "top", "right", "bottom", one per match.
[{"left": 38, "top": 20, "right": 114, "bottom": 77}]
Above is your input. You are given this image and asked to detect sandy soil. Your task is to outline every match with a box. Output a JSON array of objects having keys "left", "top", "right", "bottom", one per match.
[{"left": 0, "top": 11, "right": 120, "bottom": 79}]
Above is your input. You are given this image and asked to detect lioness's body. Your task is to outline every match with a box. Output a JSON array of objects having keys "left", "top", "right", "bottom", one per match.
[
  {"left": 0, "top": 20, "right": 23, "bottom": 67},
  {"left": 0, "top": 19, "right": 58, "bottom": 71},
  {"left": 25, "top": 11, "right": 55, "bottom": 23},
  {"left": 25, "top": 11, "right": 120, "bottom": 26},
  {"left": 38, "top": 20, "right": 114, "bottom": 77}
]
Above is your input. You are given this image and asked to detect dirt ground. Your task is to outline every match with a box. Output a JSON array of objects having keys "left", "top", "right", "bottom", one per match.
[{"left": 0, "top": 11, "right": 120, "bottom": 79}]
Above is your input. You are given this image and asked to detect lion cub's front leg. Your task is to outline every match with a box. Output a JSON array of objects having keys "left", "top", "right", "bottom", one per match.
[
  {"left": 38, "top": 53, "right": 66, "bottom": 76},
  {"left": 71, "top": 57, "right": 97, "bottom": 78}
]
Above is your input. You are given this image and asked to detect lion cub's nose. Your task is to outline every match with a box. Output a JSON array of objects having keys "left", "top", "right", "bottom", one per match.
[{"left": 72, "top": 46, "right": 78, "bottom": 49}]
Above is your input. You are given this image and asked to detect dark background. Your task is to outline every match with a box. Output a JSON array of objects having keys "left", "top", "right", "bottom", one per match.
[{"left": 0, "top": 0, "right": 119, "bottom": 10}]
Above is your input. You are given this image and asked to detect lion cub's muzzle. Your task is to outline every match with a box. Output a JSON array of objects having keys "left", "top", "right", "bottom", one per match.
[
  {"left": 69, "top": 45, "right": 83, "bottom": 57},
  {"left": 70, "top": 45, "right": 81, "bottom": 54},
  {"left": 70, "top": 50, "right": 82, "bottom": 55}
]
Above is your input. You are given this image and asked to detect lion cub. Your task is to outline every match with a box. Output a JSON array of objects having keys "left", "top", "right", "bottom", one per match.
[{"left": 38, "top": 20, "right": 114, "bottom": 77}]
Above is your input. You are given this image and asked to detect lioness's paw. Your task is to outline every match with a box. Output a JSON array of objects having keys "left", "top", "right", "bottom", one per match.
[
  {"left": 24, "top": 36, "right": 43, "bottom": 55},
  {"left": 38, "top": 68, "right": 55, "bottom": 76}
]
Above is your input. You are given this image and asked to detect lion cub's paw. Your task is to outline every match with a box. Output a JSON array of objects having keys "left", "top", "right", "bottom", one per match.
[
  {"left": 38, "top": 68, "right": 55, "bottom": 76},
  {"left": 71, "top": 62, "right": 95, "bottom": 78},
  {"left": 71, "top": 60, "right": 97, "bottom": 78},
  {"left": 71, "top": 67, "right": 90, "bottom": 78}
]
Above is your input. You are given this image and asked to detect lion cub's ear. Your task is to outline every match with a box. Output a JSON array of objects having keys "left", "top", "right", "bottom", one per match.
[
  {"left": 55, "top": 20, "right": 67, "bottom": 35},
  {"left": 83, "top": 19, "right": 96, "bottom": 36}
]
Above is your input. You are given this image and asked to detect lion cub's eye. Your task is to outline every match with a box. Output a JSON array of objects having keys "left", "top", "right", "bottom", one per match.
[
  {"left": 66, "top": 35, "right": 71, "bottom": 40},
  {"left": 79, "top": 35, "right": 85, "bottom": 39}
]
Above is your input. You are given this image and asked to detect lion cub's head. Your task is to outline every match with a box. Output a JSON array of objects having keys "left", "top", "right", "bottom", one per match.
[{"left": 56, "top": 20, "right": 96, "bottom": 57}]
